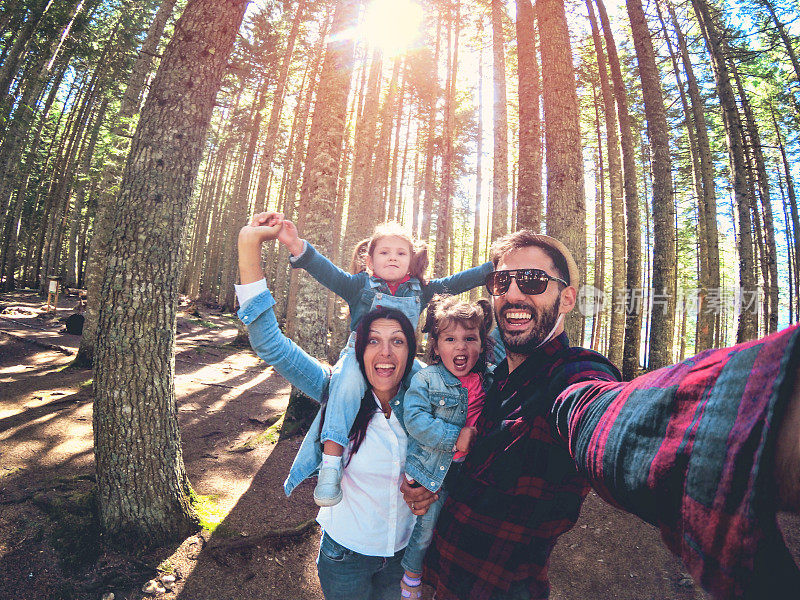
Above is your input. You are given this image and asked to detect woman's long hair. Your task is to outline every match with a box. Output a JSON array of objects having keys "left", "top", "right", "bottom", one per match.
[{"left": 345, "top": 307, "right": 417, "bottom": 459}]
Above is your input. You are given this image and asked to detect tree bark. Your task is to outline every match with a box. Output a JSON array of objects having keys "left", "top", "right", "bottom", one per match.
[
  {"left": 666, "top": 0, "right": 720, "bottom": 351},
  {"left": 733, "top": 66, "right": 778, "bottom": 334},
  {"left": 93, "top": 0, "right": 248, "bottom": 546},
  {"left": 626, "top": 0, "right": 676, "bottom": 368},
  {"left": 491, "top": 0, "right": 509, "bottom": 239},
  {"left": 586, "top": 0, "right": 624, "bottom": 368},
  {"left": 515, "top": 0, "right": 542, "bottom": 230},
  {"left": 691, "top": 0, "right": 757, "bottom": 341},
  {"left": 470, "top": 37, "right": 484, "bottom": 303},
  {"left": 435, "top": 0, "right": 459, "bottom": 276},
  {"left": 538, "top": 0, "right": 586, "bottom": 343},
  {"left": 773, "top": 108, "right": 800, "bottom": 322},
  {"left": 593, "top": 0, "right": 641, "bottom": 376},
  {"left": 287, "top": 0, "right": 359, "bottom": 359},
  {"left": 254, "top": 0, "right": 306, "bottom": 210}
]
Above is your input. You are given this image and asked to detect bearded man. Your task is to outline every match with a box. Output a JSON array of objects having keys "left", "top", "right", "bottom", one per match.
[{"left": 402, "top": 230, "right": 800, "bottom": 600}]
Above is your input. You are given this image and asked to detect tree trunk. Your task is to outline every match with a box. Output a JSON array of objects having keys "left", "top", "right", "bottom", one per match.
[
  {"left": 515, "top": 0, "right": 542, "bottom": 230},
  {"left": 76, "top": 0, "right": 177, "bottom": 367},
  {"left": 592, "top": 88, "right": 606, "bottom": 353},
  {"left": 666, "top": 0, "right": 720, "bottom": 351},
  {"left": 733, "top": 66, "right": 778, "bottom": 334},
  {"left": 435, "top": 0, "right": 459, "bottom": 276},
  {"left": 220, "top": 84, "right": 270, "bottom": 312},
  {"left": 93, "top": 0, "right": 248, "bottom": 547},
  {"left": 254, "top": 0, "right": 306, "bottom": 210},
  {"left": 538, "top": 0, "right": 586, "bottom": 343},
  {"left": 470, "top": 38, "right": 484, "bottom": 303},
  {"left": 593, "top": 0, "right": 641, "bottom": 376},
  {"left": 691, "top": 0, "right": 757, "bottom": 341},
  {"left": 119, "top": 0, "right": 178, "bottom": 120},
  {"left": 287, "top": 0, "right": 358, "bottom": 359},
  {"left": 773, "top": 108, "right": 800, "bottom": 322},
  {"left": 586, "top": 0, "right": 624, "bottom": 368},
  {"left": 65, "top": 97, "right": 109, "bottom": 288},
  {"left": 344, "top": 49, "right": 383, "bottom": 252},
  {"left": 273, "top": 22, "right": 328, "bottom": 321},
  {"left": 421, "top": 14, "right": 442, "bottom": 243},
  {"left": 491, "top": 0, "right": 509, "bottom": 239},
  {"left": 627, "top": 0, "right": 676, "bottom": 368}
]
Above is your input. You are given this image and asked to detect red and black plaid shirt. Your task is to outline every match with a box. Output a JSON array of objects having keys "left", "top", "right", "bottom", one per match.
[{"left": 423, "top": 333, "right": 620, "bottom": 600}]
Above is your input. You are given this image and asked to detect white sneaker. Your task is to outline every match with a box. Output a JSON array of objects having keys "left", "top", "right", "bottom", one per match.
[{"left": 314, "top": 466, "right": 343, "bottom": 506}]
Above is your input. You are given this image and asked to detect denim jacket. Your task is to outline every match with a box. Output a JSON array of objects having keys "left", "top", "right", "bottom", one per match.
[
  {"left": 290, "top": 241, "right": 494, "bottom": 330},
  {"left": 403, "top": 362, "right": 493, "bottom": 493},
  {"left": 235, "top": 287, "right": 418, "bottom": 496}
]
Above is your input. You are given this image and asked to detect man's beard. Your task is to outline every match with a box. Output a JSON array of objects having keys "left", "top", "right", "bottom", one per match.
[{"left": 497, "top": 297, "right": 561, "bottom": 355}]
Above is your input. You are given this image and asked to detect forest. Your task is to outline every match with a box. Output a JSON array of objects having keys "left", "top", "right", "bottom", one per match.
[{"left": 1, "top": 0, "right": 800, "bottom": 559}]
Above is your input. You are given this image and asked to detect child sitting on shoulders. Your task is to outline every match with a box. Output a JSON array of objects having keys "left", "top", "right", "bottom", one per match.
[{"left": 276, "top": 218, "right": 494, "bottom": 506}]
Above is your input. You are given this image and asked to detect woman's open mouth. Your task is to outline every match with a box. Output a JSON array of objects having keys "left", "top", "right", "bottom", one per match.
[{"left": 373, "top": 362, "right": 397, "bottom": 377}]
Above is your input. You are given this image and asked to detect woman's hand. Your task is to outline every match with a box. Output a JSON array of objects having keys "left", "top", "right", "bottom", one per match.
[
  {"left": 400, "top": 477, "right": 438, "bottom": 515},
  {"left": 239, "top": 212, "right": 283, "bottom": 245},
  {"left": 238, "top": 212, "right": 283, "bottom": 284}
]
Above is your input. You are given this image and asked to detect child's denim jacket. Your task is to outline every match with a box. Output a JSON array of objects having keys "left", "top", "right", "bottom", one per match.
[
  {"left": 290, "top": 241, "right": 494, "bottom": 331},
  {"left": 403, "top": 362, "right": 493, "bottom": 492}
]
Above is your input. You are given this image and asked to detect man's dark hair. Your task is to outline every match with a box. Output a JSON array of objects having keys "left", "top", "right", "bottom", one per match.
[{"left": 489, "top": 230, "right": 571, "bottom": 285}]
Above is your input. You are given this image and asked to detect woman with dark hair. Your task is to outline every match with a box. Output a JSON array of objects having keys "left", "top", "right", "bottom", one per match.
[{"left": 236, "top": 214, "right": 421, "bottom": 600}]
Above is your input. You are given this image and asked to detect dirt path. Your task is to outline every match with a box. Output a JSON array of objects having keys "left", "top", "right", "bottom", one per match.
[{"left": 0, "top": 290, "right": 795, "bottom": 600}]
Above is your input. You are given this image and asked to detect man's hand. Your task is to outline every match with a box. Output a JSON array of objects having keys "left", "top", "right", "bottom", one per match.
[
  {"left": 238, "top": 212, "right": 283, "bottom": 284},
  {"left": 400, "top": 477, "right": 438, "bottom": 515},
  {"left": 277, "top": 220, "right": 304, "bottom": 256},
  {"left": 455, "top": 426, "right": 477, "bottom": 453}
]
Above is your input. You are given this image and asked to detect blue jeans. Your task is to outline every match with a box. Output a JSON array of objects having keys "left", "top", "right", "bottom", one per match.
[
  {"left": 401, "top": 484, "right": 449, "bottom": 574},
  {"left": 317, "top": 531, "right": 405, "bottom": 600}
]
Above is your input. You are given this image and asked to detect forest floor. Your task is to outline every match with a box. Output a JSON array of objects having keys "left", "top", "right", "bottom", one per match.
[{"left": 1, "top": 288, "right": 798, "bottom": 600}]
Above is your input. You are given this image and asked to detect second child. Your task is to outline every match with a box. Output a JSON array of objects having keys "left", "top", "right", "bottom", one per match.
[
  {"left": 276, "top": 217, "right": 494, "bottom": 506},
  {"left": 399, "top": 294, "right": 494, "bottom": 599}
]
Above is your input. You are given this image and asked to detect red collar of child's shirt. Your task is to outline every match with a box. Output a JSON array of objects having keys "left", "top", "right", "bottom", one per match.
[{"left": 386, "top": 274, "right": 411, "bottom": 295}]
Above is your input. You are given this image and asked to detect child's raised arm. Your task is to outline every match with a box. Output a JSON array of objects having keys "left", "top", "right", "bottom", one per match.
[
  {"left": 423, "top": 261, "right": 495, "bottom": 304},
  {"left": 276, "top": 219, "right": 305, "bottom": 256},
  {"left": 286, "top": 236, "right": 366, "bottom": 305}
]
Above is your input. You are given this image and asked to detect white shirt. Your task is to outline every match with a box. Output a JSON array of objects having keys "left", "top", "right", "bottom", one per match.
[
  {"left": 317, "top": 393, "right": 415, "bottom": 556},
  {"left": 235, "top": 278, "right": 267, "bottom": 308}
]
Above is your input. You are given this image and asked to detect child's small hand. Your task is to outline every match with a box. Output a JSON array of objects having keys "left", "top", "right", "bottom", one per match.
[
  {"left": 277, "top": 220, "right": 305, "bottom": 256},
  {"left": 249, "top": 211, "right": 283, "bottom": 229},
  {"left": 455, "top": 426, "right": 477, "bottom": 453}
]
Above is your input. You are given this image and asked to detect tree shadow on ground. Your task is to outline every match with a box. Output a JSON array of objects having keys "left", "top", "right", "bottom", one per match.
[{"left": 175, "top": 403, "right": 324, "bottom": 600}]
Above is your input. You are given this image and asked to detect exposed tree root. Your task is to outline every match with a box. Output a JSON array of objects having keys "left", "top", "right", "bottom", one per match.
[{"left": 206, "top": 518, "right": 318, "bottom": 566}]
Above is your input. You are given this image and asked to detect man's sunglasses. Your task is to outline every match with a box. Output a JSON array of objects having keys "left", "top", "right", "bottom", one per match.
[{"left": 485, "top": 269, "right": 568, "bottom": 296}]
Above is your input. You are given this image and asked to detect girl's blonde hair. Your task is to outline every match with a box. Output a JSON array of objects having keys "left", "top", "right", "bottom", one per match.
[
  {"left": 349, "top": 221, "right": 429, "bottom": 284},
  {"left": 422, "top": 294, "right": 494, "bottom": 368}
]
